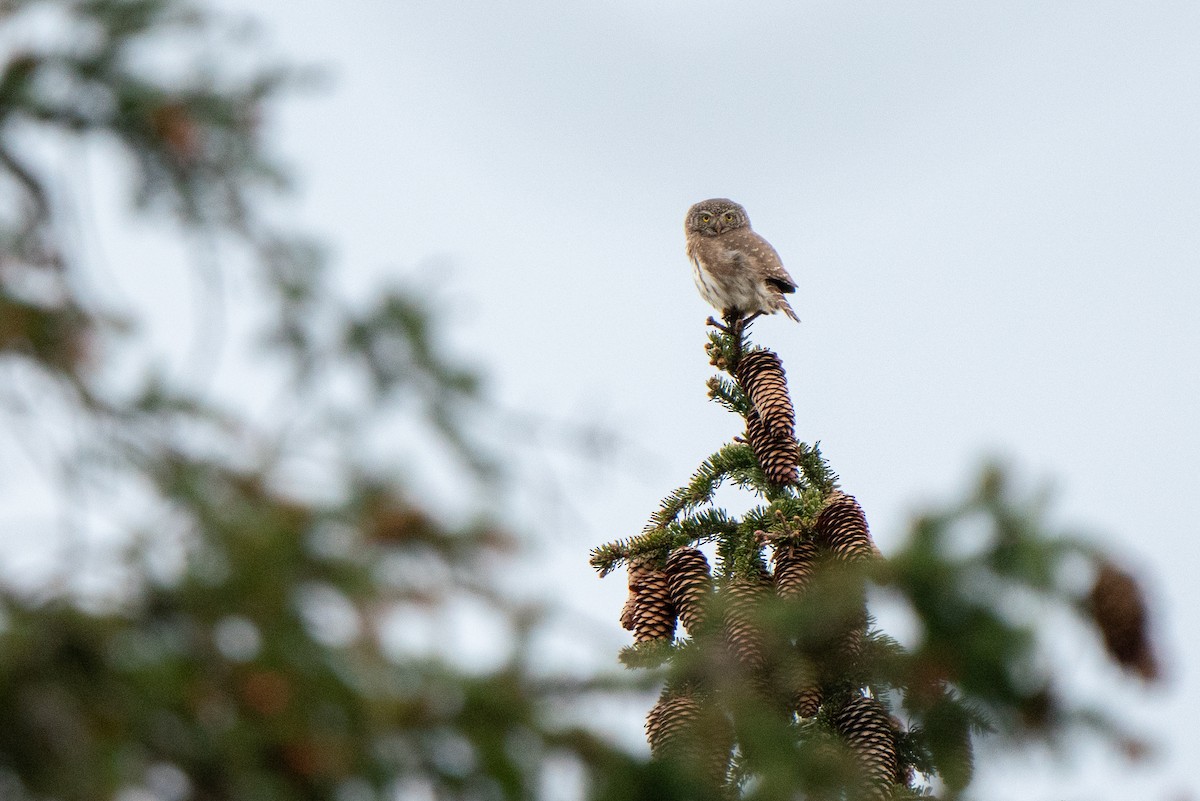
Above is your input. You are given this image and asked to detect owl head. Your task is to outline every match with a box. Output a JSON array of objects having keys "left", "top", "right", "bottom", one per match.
[{"left": 685, "top": 198, "right": 749, "bottom": 236}]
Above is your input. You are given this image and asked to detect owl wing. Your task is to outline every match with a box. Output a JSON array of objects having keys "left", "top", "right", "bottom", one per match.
[
  {"left": 766, "top": 274, "right": 797, "bottom": 294},
  {"left": 744, "top": 231, "right": 797, "bottom": 293}
]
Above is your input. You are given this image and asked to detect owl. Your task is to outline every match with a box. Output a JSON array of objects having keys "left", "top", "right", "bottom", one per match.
[{"left": 684, "top": 199, "right": 799, "bottom": 323}]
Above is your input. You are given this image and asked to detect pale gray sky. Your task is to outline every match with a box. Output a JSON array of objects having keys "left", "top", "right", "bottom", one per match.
[
  {"left": 6, "top": 1, "right": 1199, "bottom": 799},
  {"left": 244, "top": 2, "right": 1200, "bottom": 798}
]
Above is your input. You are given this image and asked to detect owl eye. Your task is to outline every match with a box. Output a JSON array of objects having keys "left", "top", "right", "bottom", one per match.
[
  {"left": 701, "top": 214, "right": 711, "bottom": 223},
  {"left": 724, "top": 213, "right": 735, "bottom": 221}
]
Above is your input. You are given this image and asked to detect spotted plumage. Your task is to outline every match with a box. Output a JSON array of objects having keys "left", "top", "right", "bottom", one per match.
[{"left": 684, "top": 198, "right": 799, "bottom": 322}]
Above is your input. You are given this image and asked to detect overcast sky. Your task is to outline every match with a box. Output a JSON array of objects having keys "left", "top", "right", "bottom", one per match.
[
  {"left": 237, "top": 3, "right": 1200, "bottom": 799},
  {"left": 6, "top": 2, "right": 1199, "bottom": 799}
]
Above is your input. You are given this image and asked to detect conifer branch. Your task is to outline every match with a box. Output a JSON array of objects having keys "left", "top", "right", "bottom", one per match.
[
  {"left": 589, "top": 528, "right": 675, "bottom": 576},
  {"left": 706, "top": 374, "right": 749, "bottom": 415},
  {"left": 646, "top": 442, "right": 758, "bottom": 530},
  {"left": 663, "top": 508, "right": 741, "bottom": 547},
  {"left": 798, "top": 441, "right": 838, "bottom": 494},
  {"left": 704, "top": 317, "right": 748, "bottom": 375},
  {"left": 619, "top": 639, "right": 682, "bottom": 669},
  {"left": 739, "top": 499, "right": 811, "bottom": 540}
]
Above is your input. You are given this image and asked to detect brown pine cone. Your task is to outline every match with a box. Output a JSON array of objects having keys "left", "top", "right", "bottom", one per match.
[
  {"left": 736, "top": 349, "right": 795, "bottom": 435},
  {"left": 815, "top": 491, "right": 879, "bottom": 562},
  {"left": 833, "top": 694, "right": 900, "bottom": 800},
  {"left": 665, "top": 547, "right": 713, "bottom": 635},
  {"left": 627, "top": 558, "right": 677, "bottom": 642},
  {"left": 723, "top": 573, "right": 771, "bottom": 671},
  {"left": 646, "top": 689, "right": 702, "bottom": 758},
  {"left": 781, "top": 653, "right": 822, "bottom": 718},
  {"left": 646, "top": 688, "right": 733, "bottom": 786},
  {"left": 795, "top": 685, "right": 823, "bottom": 719},
  {"left": 738, "top": 349, "right": 799, "bottom": 487},
  {"left": 835, "top": 609, "right": 868, "bottom": 661},
  {"left": 1089, "top": 561, "right": 1159, "bottom": 681},
  {"left": 773, "top": 538, "right": 820, "bottom": 599},
  {"left": 619, "top": 594, "right": 637, "bottom": 632},
  {"left": 622, "top": 561, "right": 647, "bottom": 632},
  {"left": 746, "top": 408, "right": 799, "bottom": 487}
]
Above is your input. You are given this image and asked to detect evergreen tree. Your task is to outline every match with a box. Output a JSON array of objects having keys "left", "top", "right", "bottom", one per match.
[{"left": 592, "top": 316, "right": 1160, "bottom": 800}]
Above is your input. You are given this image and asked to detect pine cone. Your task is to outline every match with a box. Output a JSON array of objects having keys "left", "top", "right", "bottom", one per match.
[
  {"left": 736, "top": 349, "right": 795, "bottom": 435},
  {"left": 815, "top": 491, "right": 879, "bottom": 562},
  {"left": 723, "top": 573, "right": 771, "bottom": 671},
  {"left": 646, "top": 688, "right": 733, "bottom": 786},
  {"left": 619, "top": 594, "right": 637, "bottom": 631},
  {"left": 781, "top": 654, "right": 822, "bottom": 718},
  {"left": 1089, "top": 561, "right": 1159, "bottom": 681},
  {"left": 836, "top": 610, "right": 868, "bottom": 661},
  {"left": 773, "top": 538, "right": 820, "bottom": 599},
  {"left": 646, "top": 689, "right": 702, "bottom": 758},
  {"left": 831, "top": 576, "right": 870, "bottom": 665},
  {"left": 833, "top": 694, "right": 899, "bottom": 800},
  {"left": 795, "top": 685, "right": 823, "bottom": 719},
  {"left": 746, "top": 407, "right": 799, "bottom": 487},
  {"left": 628, "top": 559, "right": 677, "bottom": 642},
  {"left": 622, "top": 560, "right": 649, "bottom": 632},
  {"left": 738, "top": 349, "right": 799, "bottom": 487},
  {"left": 665, "top": 547, "right": 713, "bottom": 635}
]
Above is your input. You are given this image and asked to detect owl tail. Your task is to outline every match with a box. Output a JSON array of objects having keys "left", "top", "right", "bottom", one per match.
[{"left": 775, "top": 296, "right": 800, "bottom": 323}]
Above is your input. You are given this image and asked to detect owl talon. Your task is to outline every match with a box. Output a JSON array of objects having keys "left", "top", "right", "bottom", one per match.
[{"left": 721, "top": 312, "right": 751, "bottom": 342}]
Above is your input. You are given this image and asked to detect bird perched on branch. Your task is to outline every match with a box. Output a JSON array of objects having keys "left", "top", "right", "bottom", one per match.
[{"left": 685, "top": 198, "right": 799, "bottom": 327}]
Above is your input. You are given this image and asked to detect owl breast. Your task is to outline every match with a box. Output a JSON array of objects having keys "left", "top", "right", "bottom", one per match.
[{"left": 690, "top": 239, "right": 779, "bottom": 315}]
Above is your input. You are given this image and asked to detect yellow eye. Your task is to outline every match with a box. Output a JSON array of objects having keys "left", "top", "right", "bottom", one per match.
[
  {"left": 724, "top": 213, "right": 735, "bottom": 221},
  {"left": 701, "top": 214, "right": 711, "bottom": 223}
]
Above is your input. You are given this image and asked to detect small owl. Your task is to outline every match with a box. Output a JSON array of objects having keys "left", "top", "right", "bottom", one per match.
[{"left": 685, "top": 199, "right": 799, "bottom": 323}]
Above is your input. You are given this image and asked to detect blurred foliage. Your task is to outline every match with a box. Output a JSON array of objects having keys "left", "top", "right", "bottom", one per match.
[
  {"left": 0, "top": 2, "right": 1164, "bottom": 801},
  {"left": 0, "top": 1, "right": 635, "bottom": 799}
]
